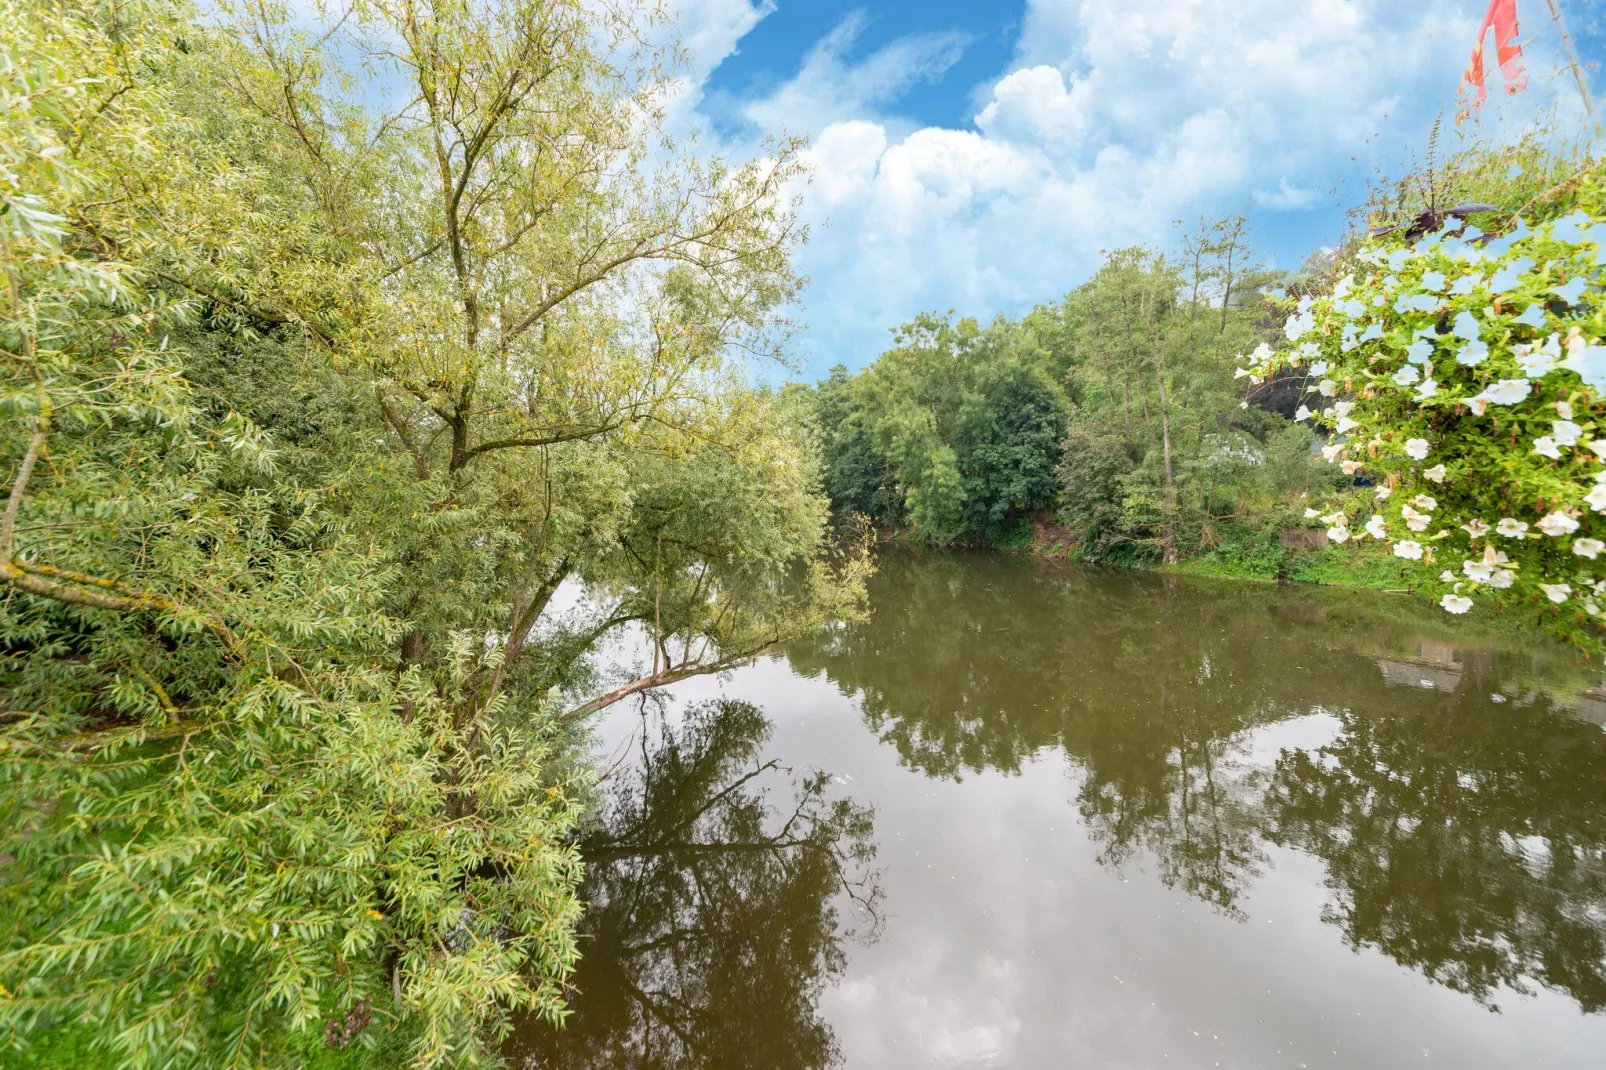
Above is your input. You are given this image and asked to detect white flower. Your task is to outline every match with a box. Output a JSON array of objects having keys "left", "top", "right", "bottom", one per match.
[
  {"left": 1336, "top": 416, "right": 1359, "bottom": 434},
  {"left": 1554, "top": 420, "right": 1585, "bottom": 446},
  {"left": 1321, "top": 444, "right": 1343, "bottom": 462},
  {"left": 1341, "top": 459, "right": 1364, "bottom": 475},
  {"left": 1496, "top": 518, "right": 1529, "bottom": 537},
  {"left": 1590, "top": 602, "right": 1604, "bottom": 617},
  {"left": 1365, "top": 515, "right": 1389, "bottom": 539},
  {"left": 1463, "top": 560, "right": 1494, "bottom": 583},
  {"left": 1413, "top": 494, "right": 1437, "bottom": 511},
  {"left": 1327, "top": 524, "right": 1350, "bottom": 544},
  {"left": 1415, "top": 378, "right": 1439, "bottom": 401},
  {"left": 1234, "top": 366, "right": 1250, "bottom": 379},
  {"left": 1462, "top": 518, "right": 1490, "bottom": 538},
  {"left": 1318, "top": 379, "right": 1338, "bottom": 397},
  {"left": 1488, "top": 257, "right": 1534, "bottom": 293},
  {"left": 1587, "top": 440, "right": 1606, "bottom": 460},
  {"left": 1294, "top": 405, "right": 1313, "bottom": 422},
  {"left": 1468, "top": 378, "right": 1532, "bottom": 408},
  {"left": 1402, "top": 506, "right": 1432, "bottom": 533},
  {"left": 1304, "top": 507, "right": 1321, "bottom": 519},
  {"left": 1405, "top": 438, "right": 1431, "bottom": 460},
  {"left": 1310, "top": 360, "right": 1330, "bottom": 376},
  {"left": 1517, "top": 346, "right": 1556, "bottom": 377},
  {"left": 1375, "top": 485, "right": 1393, "bottom": 500},
  {"left": 1489, "top": 568, "right": 1516, "bottom": 588},
  {"left": 1540, "top": 582, "right": 1573, "bottom": 604},
  {"left": 1393, "top": 539, "right": 1425, "bottom": 560},
  {"left": 1533, "top": 436, "right": 1563, "bottom": 460},
  {"left": 1440, "top": 570, "right": 1457, "bottom": 583},
  {"left": 1557, "top": 401, "right": 1575, "bottom": 420},
  {"left": 1574, "top": 538, "right": 1605, "bottom": 559},
  {"left": 1424, "top": 464, "right": 1447, "bottom": 483},
  {"left": 1393, "top": 364, "right": 1421, "bottom": 386},
  {"left": 1560, "top": 343, "right": 1606, "bottom": 388},
  {"left": 1333, "top": 401, "right": 1355, "bottom": 417},
  {"left": 1586, "top": 484, "right": 1606, "bottom": 513},
  {"left": 1538, "top": 511, "right": 1581, "bottom": 537},
  {"left": 1440, "top": 594, "right": 1474, "bottom": 614},
  {"left": 1251, "top": 342, "right": 1273, "bottom": 364},
  {"left": 1320, "top": 512, "right": 1347, "bottom": 526}
]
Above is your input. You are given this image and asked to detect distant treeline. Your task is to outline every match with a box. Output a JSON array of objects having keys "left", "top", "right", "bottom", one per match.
[{"left": 807, "top": 221, "right": 1346, "bottom": 562}]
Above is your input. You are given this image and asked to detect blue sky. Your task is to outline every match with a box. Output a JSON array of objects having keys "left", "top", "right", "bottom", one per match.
[{"left": 665, "top": 0, "right": 1606, "bottom": 378}]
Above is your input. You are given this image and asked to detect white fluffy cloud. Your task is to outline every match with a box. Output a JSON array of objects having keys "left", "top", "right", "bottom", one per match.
[
  {"left": 669, "top": 0, "right": 1574, "bottom": 372},
  {"left": 975, "top": 65, "right": 1097, "bottom": 149}
]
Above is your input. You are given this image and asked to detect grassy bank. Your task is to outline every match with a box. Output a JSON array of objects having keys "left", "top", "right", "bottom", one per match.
[
  {"left": 1167, "top": 522, "right": 1421, "bottom": 591},
  {"left": 1020, "top": 515, "right": 1421, "bottom": 593}
]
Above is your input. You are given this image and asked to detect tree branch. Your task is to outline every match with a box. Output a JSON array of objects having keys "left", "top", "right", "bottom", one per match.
[
  {"left": 562, "top": 640, "right": 780, "bottom": 722},
  {"left": 148, "top": 268, "right": 333, "bottom": 345}
]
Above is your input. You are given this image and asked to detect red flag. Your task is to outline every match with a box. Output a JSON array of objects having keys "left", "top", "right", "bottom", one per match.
[{"left": 1458, "top": 0, "right": 1528, "bottom": 119}]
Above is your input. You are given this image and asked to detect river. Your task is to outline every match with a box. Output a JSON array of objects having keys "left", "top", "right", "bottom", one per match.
[{"left": 510, "top": 552, "right": 1606, "bottom": 1069}]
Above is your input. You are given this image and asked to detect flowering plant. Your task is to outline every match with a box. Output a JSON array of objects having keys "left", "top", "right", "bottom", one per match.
[{"left": 1243, "top": 172, "right": 1606, "bottom": 650}]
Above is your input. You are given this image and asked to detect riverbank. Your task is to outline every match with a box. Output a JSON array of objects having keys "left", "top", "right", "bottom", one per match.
[
  {"left": 1007, "top": 519, "right": 1598, "bottom": 667},
  {"left": 1022, "top": 515, "right": 1419, "bottom": 592}
]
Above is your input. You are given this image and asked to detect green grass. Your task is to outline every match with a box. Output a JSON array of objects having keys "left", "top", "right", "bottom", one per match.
[{"left": 1161, "top": 519, "right": 1421, "bottom": 592}]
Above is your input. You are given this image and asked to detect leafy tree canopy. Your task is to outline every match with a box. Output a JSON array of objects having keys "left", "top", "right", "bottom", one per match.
[
  {"left": 811, "top": 313, "right": 1068, "bottom": 545},
  {"left": 0, "top": 1, "right": 864, "bottom": 1065}
]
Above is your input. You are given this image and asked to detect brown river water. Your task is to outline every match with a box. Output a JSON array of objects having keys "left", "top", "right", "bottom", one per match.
[{"left": 510, "top": 552, "right": 1606, "bottom": 1069}]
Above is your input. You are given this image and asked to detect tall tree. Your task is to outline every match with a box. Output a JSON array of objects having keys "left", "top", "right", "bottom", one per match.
[{"left": 0, "top": 1, "right": 864, "bottom": 1066}]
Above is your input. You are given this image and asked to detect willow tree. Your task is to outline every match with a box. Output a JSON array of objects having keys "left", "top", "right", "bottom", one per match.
[{"left": 0, "top": 1, "right": 863, "bottom": 1067}]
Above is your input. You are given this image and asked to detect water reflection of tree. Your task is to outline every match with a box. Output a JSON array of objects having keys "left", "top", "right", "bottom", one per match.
[
  {"left": 790, "top": 556, "right": 1287, "bottom": 911},
  {"left": 788, "top": 552, "right": 1606, "bottom": 1010},
  {"left": 1070, "top": 577, "right": 1271, "bottom": 916},
  {"left": 1266, "top": 701, "right": 1606, "bottom": 1011},
  {"left": 509, "top": 700, "right": 879, "bottom": 1069}
]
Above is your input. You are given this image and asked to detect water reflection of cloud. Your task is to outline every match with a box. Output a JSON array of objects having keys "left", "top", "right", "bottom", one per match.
[{"left": 543, "top": 557, "right": 1606, "bottom": 1068}]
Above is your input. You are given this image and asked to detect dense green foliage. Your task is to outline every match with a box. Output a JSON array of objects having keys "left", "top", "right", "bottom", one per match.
[
  {"left": 813, "top": 224, "right": 1344, "bottom": 560},
  {"left": 814, "top": 314, "right": 1067, "bottom": 544},
  {"left": 0, "top": 1, "right": 863, "bottom": 1066},
  {"left": 1245, "top": 143, "right": 1606, "bottom": 650}
]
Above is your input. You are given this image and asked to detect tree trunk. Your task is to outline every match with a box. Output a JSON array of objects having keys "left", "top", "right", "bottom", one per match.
[{"left": 1155, "top": 352, "right": 1179, "bottom": 566}]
